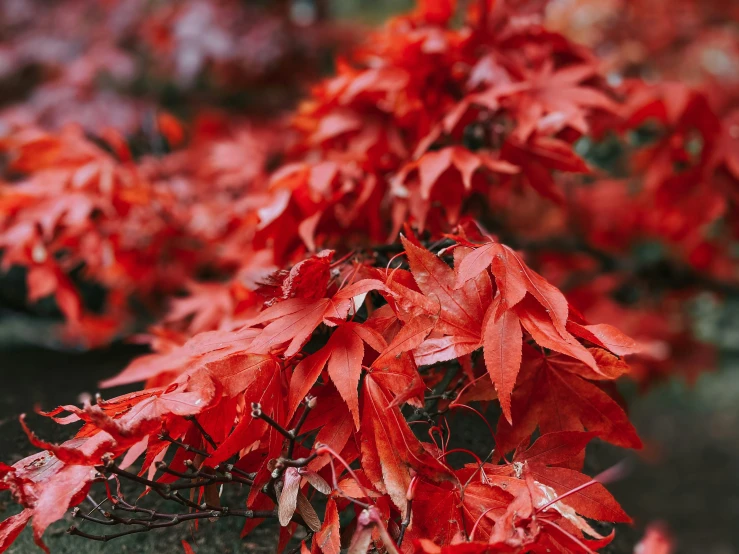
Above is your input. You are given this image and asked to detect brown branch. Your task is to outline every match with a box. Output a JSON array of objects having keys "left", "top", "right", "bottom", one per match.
[
  {"left": 68, "top": 505, "right": 276, "bottom": 543},
  {"left": 397, "top": 499, "right": 412, "bottom": 546},
  {"left": 287, "top": 396, "right": 316, "bottom": 459},
  {"left": 277, "top": 452, "right": 319, "bottom": 468},
  {"left": 158, "top": 431, "right": 211, "bottom": 458},
  {"left": 252, "top": 402, "right": 293, "bottom": 441},
  {"left": 220, "top": 464, "right": 256, "bottom": 481},
  {"left": 185, "top": 415, "right": 218, "bottom": 450},
  {"left": 72, "top": 400, "right": 328, "bottom": 548}
]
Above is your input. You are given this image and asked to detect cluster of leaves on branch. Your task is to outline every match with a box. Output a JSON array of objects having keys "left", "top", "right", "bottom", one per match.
[
  {"left": 527, "top": 0, "right": 739, "bottom": 384},
  {"left": 0, "top": 0, "right": 333, "bottom": 344},
  {"left": 0, "top": 117, "right": 287, "bottom": 344},
  {"left": 1, "top": 0, "right": 735, "bottom": 372},
  {"left": 1, "top": 231, "right": 643, "bottom": 554},
  {"left": 0, "top": 0, "right": 737, "bottom": 552}
]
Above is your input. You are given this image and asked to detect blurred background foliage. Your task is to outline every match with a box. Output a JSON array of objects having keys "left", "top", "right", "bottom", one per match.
[{"left": 330, "top": 0, "right": 414, "bottom": 22}]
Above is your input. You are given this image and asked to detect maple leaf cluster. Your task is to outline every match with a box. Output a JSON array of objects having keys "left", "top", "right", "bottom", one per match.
[
  {"left": 0, "top": 119, "right": 287, "bottom": 345},
  {"left": 504, "top": 0, "right": 739, "bottom": 384},
  {"left": 0, "top": 0, "right": 341, "bottom": 345},
  {"left": 0, "top": 234, "right": 643, "bottom": 554},
  {"left": 0, "top": 0, "right": 735, "bottom": 552}
]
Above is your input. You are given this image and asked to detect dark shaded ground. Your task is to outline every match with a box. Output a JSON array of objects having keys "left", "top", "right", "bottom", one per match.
[
  {"left": 1, "top": 345, "right": 738, "bottom": 553},
  {"left": 610, "top": 368, "right": 739, "bottom": 554}
]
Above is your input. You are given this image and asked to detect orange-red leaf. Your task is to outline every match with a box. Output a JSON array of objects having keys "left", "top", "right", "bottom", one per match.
[
  {"left": 514, "top": 431, "right": 596, "bottom": 466},
  {"left": 315, "top": 498, "right": 341, "bottom": 554},
  {"left": 483, "top": 304, "right": 522, "bottom": 424}
]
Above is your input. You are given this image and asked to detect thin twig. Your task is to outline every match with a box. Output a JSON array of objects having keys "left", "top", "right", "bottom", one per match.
[
  {"left": 185, "top": 415, "right": 218, "bottom": 450},
  {"left": 158, "top": 431, "right": 211, "bottom": 458}
]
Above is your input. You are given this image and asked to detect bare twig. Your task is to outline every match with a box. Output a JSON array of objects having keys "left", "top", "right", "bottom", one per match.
[{"left": 185, "top": 415, "right": 218, "bottom": 450}]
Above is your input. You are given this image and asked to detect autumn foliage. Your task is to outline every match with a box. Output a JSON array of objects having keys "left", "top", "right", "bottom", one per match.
[{"left": 1, "top": 0, "right": 737, "bottom": 552}]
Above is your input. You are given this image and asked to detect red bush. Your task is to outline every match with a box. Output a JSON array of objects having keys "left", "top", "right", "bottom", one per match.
[{"left": 1, "top": 0, "right": 737, "bottom": 552}]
